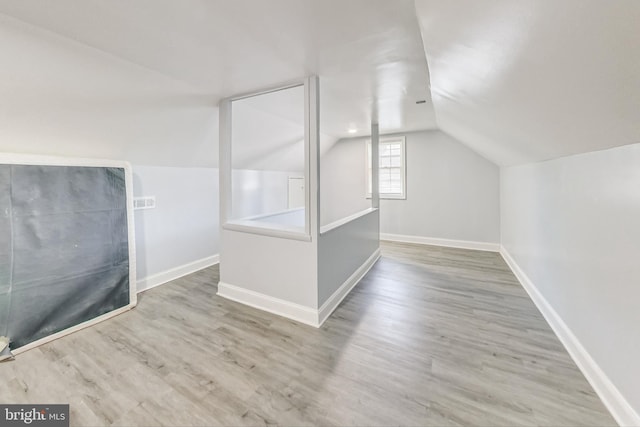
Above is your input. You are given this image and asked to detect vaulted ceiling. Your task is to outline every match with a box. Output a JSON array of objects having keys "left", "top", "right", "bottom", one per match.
[
  {"left": 0, "top": 1, "right": 637, "bottom": 168},
  {"left": 415, "top": 0, "right": 640, "bottom": 165}
]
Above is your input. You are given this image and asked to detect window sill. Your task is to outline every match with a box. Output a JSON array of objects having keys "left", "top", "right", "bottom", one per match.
[
  {"left": 223, "top": 220, "right": 311, "bottom": 242},
  {"left": 320, "top": 207, "right": 378, "bottom": 234},
  {"left": 366, "top": 195, "right": 406, "bottom": 200}
]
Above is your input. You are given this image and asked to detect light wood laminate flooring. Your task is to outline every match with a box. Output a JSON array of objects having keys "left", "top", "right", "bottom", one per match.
[{"left": 0, "top": 242, "right": 615, "bottom": 426}]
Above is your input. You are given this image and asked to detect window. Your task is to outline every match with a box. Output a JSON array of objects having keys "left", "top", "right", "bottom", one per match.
[{"left": 367, "top": 136, "right": 406, "bottom": 199}]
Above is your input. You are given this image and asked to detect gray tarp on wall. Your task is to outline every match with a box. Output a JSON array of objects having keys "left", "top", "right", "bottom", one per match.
[{"left": 0, "top": 165, "right": 130, "bottom": 350}]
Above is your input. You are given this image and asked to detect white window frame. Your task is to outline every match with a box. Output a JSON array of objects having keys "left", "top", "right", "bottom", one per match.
[
  {"left": 220, "top": 78, "right": 314, "bottom": 241},
  {"left": 366, "top": 136, "right": 406, "bottom": 200}
]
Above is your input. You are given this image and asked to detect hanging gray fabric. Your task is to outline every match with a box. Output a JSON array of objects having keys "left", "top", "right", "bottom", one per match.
[
  {"left": 0, "top": 336, "right": 12, "bottom": 361},
  {"left": 0, "top": 164, "right": 131, "bottom": 353}
]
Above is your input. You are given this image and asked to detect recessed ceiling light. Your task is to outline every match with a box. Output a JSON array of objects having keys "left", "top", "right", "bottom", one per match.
[{"left": 348, "top": 128, "right": 358, "bottom": 134}]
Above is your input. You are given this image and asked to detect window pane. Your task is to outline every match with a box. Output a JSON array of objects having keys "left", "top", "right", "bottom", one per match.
[
  {"left": 230, "top": 84, "right": 306, "bottom": 230},
  {"left": 367, "top": 138, "right": 405, "bottom": 198}
]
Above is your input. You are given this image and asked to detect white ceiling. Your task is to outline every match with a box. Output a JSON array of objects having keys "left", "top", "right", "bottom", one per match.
[
  {"left": 415, "top": 0, "right": 640, "bottom": 166},
  {"left": 0, "top": 0, "right": 436, "bottom": 168},
  {"left": 0, "top": 1, "right": 637, "bottom": 168}
]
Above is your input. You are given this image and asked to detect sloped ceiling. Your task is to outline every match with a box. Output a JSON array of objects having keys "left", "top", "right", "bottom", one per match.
[
  {"left": 232, "top": 84, "right": 306, "bottom": 173},
  {"left": 3, "top": 1, "right": 636, "bottom": 168},
  {"left": 0, "top": 0, "right": 436, "bottom": 168},
  {"left": 415, "top": 0, "right": 640, "bottom": 166},
  {"left": 0, "top": 13, "right": 218, "bottom": 166}
]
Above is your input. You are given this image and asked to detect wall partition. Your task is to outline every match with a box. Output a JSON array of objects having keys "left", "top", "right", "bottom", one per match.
[
  {"left": 317, "top": 124, "right": 380, "bottom": 319},
  {"left": 218, "top": 76, "right": 380, "bottom": 327}
]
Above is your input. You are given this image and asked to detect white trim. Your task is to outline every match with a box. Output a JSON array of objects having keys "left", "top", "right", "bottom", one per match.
[
  {"left": 223, "top": 80, "right": 304, "bottom": 103},
  {"left": 307, "top": 75, "right": 320, "bottom": 239},
  {"left": 237, "top": 207, "right": 304, "bottom": 222},
  {"left": 320, "top": 208, "right": 377, "bottom": 234},
  {"left": 217, "top": 282, "right": 319, "bottom": 327},
  {"left": 366, "top": 136, "right": 407, "bottom": 200},
  {"left": 500, "top": 246, "right": 640, "bottom": 427},
  {"left": 371, "top": 123, "right": 380, "bottom": 209},
  {"left": 217, "top": 248, "right": 381, "bottom": 328},
  {"left": 381, "top": 233, "right": 500, "bottom": 252},
  {"left": 219, "top": 98, "right": 232, "bottom": 226},
  {"left": 223, "top": 222, "right": 311, "bottom": 242},
  {"left": 220, "top": 77, "right": 315, "bottom": 242},
  {"left": 0, "top": 152, "right": 133, "bottom": 169},
  {"left": 137, "top": 254, "right": 220, "bottom": 293},
  {"left": 318, "top": 248, "right": 381, "bottom": 326}
]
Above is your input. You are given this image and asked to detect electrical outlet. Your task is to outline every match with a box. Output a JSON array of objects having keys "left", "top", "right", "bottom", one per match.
[{"left": 133, "top": 196, "right": 156, "bottom": 210}]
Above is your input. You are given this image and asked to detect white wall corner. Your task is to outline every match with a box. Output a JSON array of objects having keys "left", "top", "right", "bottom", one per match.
[
  {"left": 500, "top": 246, "right": 640, "bottom": 427},
  {"left": 137, "top": 254, "right": 220, "bottom": 293},
  {"left": 217, "top": 282, "right": 319, "bottom": 327},
  {"left": 381, "top": 233, "right": 500, "bottom": 252},
  {"left": 217, "top": 248, "right": 381, "bottom": 328},
  {"left": 318, "top": 248, "right": 381, "bottom": 326}
]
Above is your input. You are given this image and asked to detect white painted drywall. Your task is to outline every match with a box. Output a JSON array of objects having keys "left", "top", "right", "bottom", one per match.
[
  {"left": 501, "top": 143, "right": 640, "bottom": 417},
  {"left": 231, "top": 85, "right": 308, "bottom": 173},
  {"left": 0, "top": 1, "right": 437, "bottom": 140},
  {"left": 320, "top": 138, "right": 371, "bottom": 226},
  {"left": 252, "top": 208, "right": 305, "bottom": 228},
  {"left": 132, "top": 166, "right": 219, "bottom": 283},
  {"left": 381, "top": 131, "right": 500, "bottom": 244},
  {"left": 231, "top": 170, "right": 301, "bottom": 220},
  {"left": 321, "top": 130, "right": 500, "bottom": 244},
  {"left": 219, "top": 228, "right": 317, "bottom": 308},
  {"left": 0, "top": 15, "right": 221, "bottom": 290},
  {"left": 0, "top": 13, "right": 218, "bottom": 168},
  {"left": 415, "top": 0, "right": 640, "bottom": 166},
  {"left": 318, "top": 210, "right": 380, "bottom": 306}
]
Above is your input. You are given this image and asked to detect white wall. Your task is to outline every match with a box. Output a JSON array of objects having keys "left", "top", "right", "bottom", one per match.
[
  {"left": 0, "top": 15, "right": 221, "bottom": 292},
  {"left": 381, "top": 130, "right": 500, "bottom": 244},
  {"left": 321, "top": 130, "right": 500, "bottom": 244},
  {"left": 231, "top": 169, "right": 300, "bottom": 220},
  {"left": 501, "top": 143, "right": 640, "bottom": 419},
  {"left": 133, "top": 166, "right": 219, "bottom": 289},
  {"left": 320, "top": 138, "right": 371, "bottom": 226},
  {"left": 219, "top": 228, "right": 317, "bottom": 309}
]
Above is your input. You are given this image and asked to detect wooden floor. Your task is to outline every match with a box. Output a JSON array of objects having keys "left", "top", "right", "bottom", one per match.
[{"left": 0, "top": 242, "right": 615, "bottom": 426}]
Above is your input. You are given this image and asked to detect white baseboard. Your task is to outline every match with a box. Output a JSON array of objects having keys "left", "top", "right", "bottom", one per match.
[
  {"left": 381, "top": 233, "right": 500, "bottom": 252},
  {"left": 500, "top": 246, "right": 640, "bottom": 427},
  {"left": 217, "top": 282, "right": 319, "bottom": 327},
  {"left": 217, "top": 248, "right": 381, "bottom": 328},
  {"left": 318, "top": 248, "right": 381, "bottom": 326},
  {"left": 137, "top": 254, "right": 220, "bottom": 293}
]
